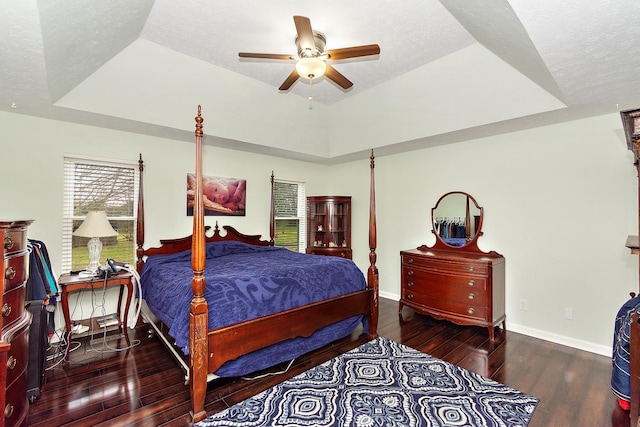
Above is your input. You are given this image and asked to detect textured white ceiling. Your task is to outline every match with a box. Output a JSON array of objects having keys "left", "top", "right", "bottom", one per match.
[{"left": 1, "top": 0, "right": 639, "bottom": 163}]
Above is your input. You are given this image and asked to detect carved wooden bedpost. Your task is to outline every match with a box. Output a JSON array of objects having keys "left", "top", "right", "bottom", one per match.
[
  {"left": 465, "top": 195, "right": 471, "bottom": 240},
  {"left": 368, "top": 149, "right": 379, "bottom": 338},
  {"left": 270, "top": 171, "right": 275, "bottom": 246},
  {"left": 136, "top": 154, "right": 145, "bottom": 273},
  {"left": 190, "top": 106, "right": 208, "bottom": 423}
]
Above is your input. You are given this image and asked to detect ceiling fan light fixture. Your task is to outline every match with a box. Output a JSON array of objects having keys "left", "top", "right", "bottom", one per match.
[
  {"left": 239, "top": 16, "right": 378, "bottom": 91},
  {"left": 295, "top": 57, "right": 326, "bottom": 80}
]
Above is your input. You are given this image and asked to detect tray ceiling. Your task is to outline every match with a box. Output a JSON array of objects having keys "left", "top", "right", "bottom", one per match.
[{"left": 2, "top": 1, "right": 639, "bottom": 163}]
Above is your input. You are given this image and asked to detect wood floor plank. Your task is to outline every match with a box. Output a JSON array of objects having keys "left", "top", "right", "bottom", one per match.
[{"left": 27, "top": 297, "right": 629, "bottom": 426}]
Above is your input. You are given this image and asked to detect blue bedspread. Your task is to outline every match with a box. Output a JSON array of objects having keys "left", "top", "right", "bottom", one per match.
[{"left": 140, "top": 241, "right": 367, "bottom": 376}]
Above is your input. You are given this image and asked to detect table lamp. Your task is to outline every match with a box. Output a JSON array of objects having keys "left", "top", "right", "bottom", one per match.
[{"left": 73, "top": 211, "right": 118, "bottom": 273}]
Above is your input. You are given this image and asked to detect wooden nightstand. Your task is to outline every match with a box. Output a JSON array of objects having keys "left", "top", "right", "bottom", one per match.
[{"left": 58, "top": 271, "right": 133, "bottom": 354}]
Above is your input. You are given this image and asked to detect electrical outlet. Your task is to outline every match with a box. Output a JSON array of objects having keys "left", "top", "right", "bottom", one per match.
[
  {"left": 564, "top": 308, "right": 573, "bottom": 320},
  {"left": 519, "top": 299, "right": 527, "bottom": 311}
]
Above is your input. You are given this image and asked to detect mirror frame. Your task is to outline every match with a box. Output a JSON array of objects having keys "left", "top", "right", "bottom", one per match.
[{"left": 428, "top": 191, "right": 484, "bottom": 252}]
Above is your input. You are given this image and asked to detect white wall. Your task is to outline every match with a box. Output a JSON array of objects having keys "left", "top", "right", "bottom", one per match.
[
  {"left": 1, "top": 110, "right": 636, "bottom": 356},
  {"left": 331, "top": 112, "right": 637, "bottom": 355}
]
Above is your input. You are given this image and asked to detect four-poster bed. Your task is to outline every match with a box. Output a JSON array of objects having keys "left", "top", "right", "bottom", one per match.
[{"left": 134, "top": 106, "right": 379, "bottom": 423}]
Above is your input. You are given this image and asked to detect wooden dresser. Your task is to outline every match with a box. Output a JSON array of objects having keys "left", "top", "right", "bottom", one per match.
[
  {"left": 1, "top": 220, "right": 33, "bottom": 427},
  {"left": 399, "top": 246, "right": 505, "bottom": 341},
  {"left": 400, "top": 191, "right": 506, "bottom": 341}
]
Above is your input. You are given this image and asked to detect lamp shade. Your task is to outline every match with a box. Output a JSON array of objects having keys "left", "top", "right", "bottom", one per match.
[
  {"left": 73, "top": 211, "right": 118, "bottom": 238},
  {"left": 295, "top": 57, "right": 327, "bottom": 79}
]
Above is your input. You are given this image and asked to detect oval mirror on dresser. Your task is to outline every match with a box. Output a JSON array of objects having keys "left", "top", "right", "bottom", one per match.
[
  {"left": 399, "top": 192, "right": 506, "bottom": 341},
  {"left": 432, "top": 191, "right": 483, "bottom": 249}
]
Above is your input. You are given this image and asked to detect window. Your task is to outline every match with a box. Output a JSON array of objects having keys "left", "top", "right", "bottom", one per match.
[
  {"left": 273, "top": 178, "right": 306, "bottom": 252},
  {"left": 62, "top": 156, "right": 139, "bottom": 272}
]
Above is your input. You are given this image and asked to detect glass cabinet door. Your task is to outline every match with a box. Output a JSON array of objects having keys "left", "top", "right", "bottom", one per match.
[
  {"left": 328, "top": 201, "right": 349, "bottom": 249},
  {"left": 308, "top": 201, "right": 327, "bottom": 247},
  {"left": 306, "top": 196, "right": 352, "bottom": 259}
]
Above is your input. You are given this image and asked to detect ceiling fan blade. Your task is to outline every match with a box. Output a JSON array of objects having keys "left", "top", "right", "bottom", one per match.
[
  {"left": 325, "top": 44, "right": 381, "bottom": 61},
  {"left": 279, "top": 69, "right": 300, "bottom": 91},
  {"left": 294, "top": 15, "right": 315, "bottom": 54},
  {"left": 324, "top": 64, "right": 353, "bottom": 89},
  {"left": 239, "top": 52, "right": 295, "bottom": 60}
]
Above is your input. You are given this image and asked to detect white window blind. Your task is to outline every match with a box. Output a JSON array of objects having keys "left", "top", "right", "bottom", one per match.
[
  {"left": 273, "top": 178, "right": 306, "bottom": 252},
  {"left": 62, "top": 156, "right": 139, "bottom": 272}
]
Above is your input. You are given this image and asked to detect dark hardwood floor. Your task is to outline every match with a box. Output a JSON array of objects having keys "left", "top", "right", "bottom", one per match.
[{"left": 28, "top": 297, "right": 629, "bottom": 426}]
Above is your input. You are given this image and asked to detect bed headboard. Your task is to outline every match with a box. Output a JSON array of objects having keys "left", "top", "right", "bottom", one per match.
[
  {"left": 134, "top": 124, "right": 275, "bottom": 272},
  {"left": 141, "top": 224, "right": 271, "bottom": 260}
]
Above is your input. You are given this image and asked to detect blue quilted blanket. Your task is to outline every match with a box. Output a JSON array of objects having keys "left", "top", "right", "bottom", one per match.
[{"left": 140, "top": 241, "right": 367, "bottom": 376}]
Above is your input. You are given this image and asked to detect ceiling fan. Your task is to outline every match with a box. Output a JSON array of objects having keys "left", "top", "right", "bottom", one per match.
[{"left": 239, "top": 16, "right": 381, "bottom": 91}]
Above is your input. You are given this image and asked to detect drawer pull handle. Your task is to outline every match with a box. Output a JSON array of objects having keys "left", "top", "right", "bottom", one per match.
[
  {"left": 4, "top": 237, "right": 13, "bottom": 250},
  {"left": 6, "top": 356, "right": 16, "bottom": 370},
  {"left": 468, "top": 280, "right": 475, "bottom": 286},
  {"left": 407, "top": 258, "right": 413, "bottom": 264},
  {"left": 407, "top": 293, "right": 414, "bottom": 300},
  {"left": 407, "top": 270, "right": 414, "bottom": 276},
  {"left": 407, "top": 281, "right": 414, "bottom": 287},
  {"left": 468, "top": 293, "right": 476, "bottom": 300},
  {"left": 4, "top": 266, "right": 15, "bottom": 280},
  {"left": 467, "top": 307, "right": 476, "bottom": 315},
  {"left": 5, "top": 403, "right": 13, "bottom": 419},
  {"left": 2, "top": 303, "right": 11, "bottom": 317},
  {"left": 468, "top": 266, "right": 474, "bottom": 272}
]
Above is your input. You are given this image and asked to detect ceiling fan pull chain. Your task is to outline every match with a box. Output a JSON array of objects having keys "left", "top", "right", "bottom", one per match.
[{"left": 308, "top": 79, "right": 314, "bottom": 110}]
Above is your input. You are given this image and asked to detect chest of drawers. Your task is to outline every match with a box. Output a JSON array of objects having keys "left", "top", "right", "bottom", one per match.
[
  {"left": 1, "top": 220, "right": 33, "bottom": 427},
  {"left": 399, "top": 247, "right": 505, "bottom": 341}
]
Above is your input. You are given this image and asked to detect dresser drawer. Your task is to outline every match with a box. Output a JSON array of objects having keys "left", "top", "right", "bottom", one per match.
[
  {"left": 403, "top": 265, "right": 487, "bottom": 291},
  {"left": 4, "top": 370, "right": 27, "bottom": 427},
  {"left": 2, "top": 285, "right": 25, "bottom": 329},
  {"left": 2, "top": 317, "right": 30, "bottom": 427},
  {"left": 402, "top": 254, "right": 488, "bottom": 276},
  {"left": 3, "top": 252, "right": 28, "bottom": 292},
  {"left": 402, "top": 289, "right": 488, "bottom": 321},
  {"left": 403, "top": 273, "right": 488, "bottom": 306},
  {"left": 3, "top": 227, "right": 28, "bottom": 256},
  {"left": 4, "top": 321, "right": 29, "bottom": 388}
]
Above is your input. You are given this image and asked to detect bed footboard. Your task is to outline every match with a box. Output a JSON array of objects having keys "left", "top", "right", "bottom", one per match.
[{"left": 207, "top": 290, "right": 373, "bottom": 373}]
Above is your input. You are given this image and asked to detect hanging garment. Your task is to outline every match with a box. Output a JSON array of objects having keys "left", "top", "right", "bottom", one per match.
[
  {"left": 611, "top": 295, "right": 640, "bottom": 406},
  {"left": 25, "top": 239, "right": 58, "bottom": 401}
]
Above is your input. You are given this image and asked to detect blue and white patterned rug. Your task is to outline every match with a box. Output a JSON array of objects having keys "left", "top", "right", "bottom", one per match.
[{"left": 196, "top": 336, "right": 539, "bottom": 426}]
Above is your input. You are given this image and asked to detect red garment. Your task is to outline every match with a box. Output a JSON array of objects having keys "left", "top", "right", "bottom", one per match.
[{"left": 618, "top": 397, "right": 630, "bottom": 411}]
